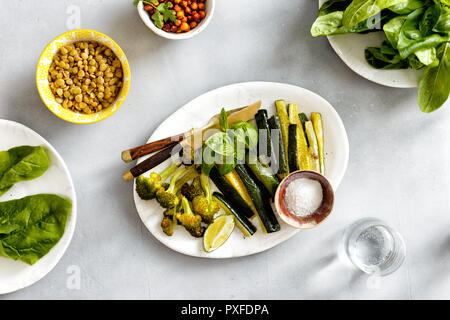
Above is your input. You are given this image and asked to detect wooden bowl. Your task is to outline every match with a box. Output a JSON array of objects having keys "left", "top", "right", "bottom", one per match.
[{"left": 274, "top": 170, "right": 334, "bottom": 229}]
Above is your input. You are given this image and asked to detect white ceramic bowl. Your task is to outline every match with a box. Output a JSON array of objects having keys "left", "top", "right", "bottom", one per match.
[{"left": 137, "top": 0, "right": 215, "bottom": 40}]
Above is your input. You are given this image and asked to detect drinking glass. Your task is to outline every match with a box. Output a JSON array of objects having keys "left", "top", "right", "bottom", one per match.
[{"left": 341, "top": 218, "right": 406, "bottom": 276}]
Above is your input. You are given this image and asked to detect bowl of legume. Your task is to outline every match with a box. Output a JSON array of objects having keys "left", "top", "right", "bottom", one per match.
[
  {"left": 36, "top": 29, "right": 131, "bottom": 124},
  {"left": 136, "top": 0, "right": 215, "bottom": 40}
]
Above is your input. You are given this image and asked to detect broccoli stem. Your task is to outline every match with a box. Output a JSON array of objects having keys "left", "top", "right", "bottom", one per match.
[
  {"left": 200, "top": 172, "right": 213, "bottom": 210},
  {"left": 181, "top": 196, "right": 193, "bottom": 215},
  {"left": 174, "top": 165, "right": 199, "bottom": 192},
  {"left": 166, "top": 166, "right": 188, "bottom": 194},
  {"left": 160, "top": 162, "right": 181, "bottom": 181}
]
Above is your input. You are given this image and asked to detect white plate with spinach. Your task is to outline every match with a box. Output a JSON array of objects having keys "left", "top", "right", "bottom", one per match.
[
  {"left": 134, "top": 82, "right": 349, "bottom": 258},
  {"left": 0, "top": 119, "right": 77, "bottom": 294},
  {"left": 314, "top": 0, "right": 450, "bottom": 112}
]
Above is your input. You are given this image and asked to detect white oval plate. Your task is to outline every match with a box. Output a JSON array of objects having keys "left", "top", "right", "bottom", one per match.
[
  {"left": 319, "top": 0, "right": 422, "bottom": 88},
  {"left": 0, "top": 120, "right": 77, "bottom": 294},
  {"left": 134, "top": 82, "right": 349, "bottom": 258}
]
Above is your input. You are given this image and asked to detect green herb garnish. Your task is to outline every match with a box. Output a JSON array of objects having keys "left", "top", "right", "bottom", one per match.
[{"left": 133, "top": 0, "right": 177, "bottom": 29}]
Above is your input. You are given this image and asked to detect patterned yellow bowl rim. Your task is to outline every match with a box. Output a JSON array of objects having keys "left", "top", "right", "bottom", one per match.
[{"left": 36, "top": 29, "right": 131, "bottom": 124}]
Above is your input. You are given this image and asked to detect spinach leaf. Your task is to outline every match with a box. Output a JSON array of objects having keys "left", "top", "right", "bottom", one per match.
[
  {"left": 365, "top": 41, "right": 410, "bottom": 68},
  {"left": 433, "top": 5, "right": 450, "bottom": 33},
  {"left": 318, "top": 0, "right": 352, "bottom": 16},
  {"left": 343, "top": 0, "right": 408, "bottom": 28},
  {"left": 398, "top": 7, "right": 450, "bottom": 58},
  {"left": 0, "top": 194, "right": 71, "bottom": 265},
  {"left": 389, "top": 0, "right": 427, "bottom": 14},
  {"left": 408, "top": 53, "right": 427, "bottom": 68},
  {"left": 415, "top": 47, "right": 439, "bottom": 64},
  {"left": 312, "top": 9, "right": 394, "bottom": 36},
  {"left": 384, "top": 15, "right": 408, "bottom": 47},
  {"left": 0, "top": 146, "right": 50, "bottom": 196},
  {"left": 419, "top": 3, "right": 441, "bottom": 36},
  {"left": 418, "top": 42, "right": 450, "bottom": 112}
]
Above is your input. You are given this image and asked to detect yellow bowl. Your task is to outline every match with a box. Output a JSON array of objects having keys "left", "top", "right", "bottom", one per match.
[{"left": 36, "top": 29, "right": 131, "bottom": 124}]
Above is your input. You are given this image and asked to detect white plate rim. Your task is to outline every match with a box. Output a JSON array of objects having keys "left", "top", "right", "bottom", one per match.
[
  {"left": 0, "top": 119, "right": 77, "bottom": 294},
  {"left": 134, "top": 81, "right": 349, "bottom": 259}
]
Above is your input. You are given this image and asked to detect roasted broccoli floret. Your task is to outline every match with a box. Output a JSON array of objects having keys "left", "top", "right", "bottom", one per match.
[
  {"left": 161, "top": 216, "right": 174, "bottom": 236},
  {"left": 156, "top": 166, "right": 189, "bottom": 209},
  {"left": 135, "top": 163, "right": 179, "bottom": 200},
  {"left": 176, "top": 196, "right": 204, "bottom": 238},
  {"left": 181, "top": 176, "right": 203, "bottom": 201},
  {"left": 191, "top": 173, "right": 220, "bottom": 224}
]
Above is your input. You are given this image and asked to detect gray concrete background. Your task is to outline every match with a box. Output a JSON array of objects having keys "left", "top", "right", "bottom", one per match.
[{"left": 0, "top": 0, "right": 449, "bottom": 299}]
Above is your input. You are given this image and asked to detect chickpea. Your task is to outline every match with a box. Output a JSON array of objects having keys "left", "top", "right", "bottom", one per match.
[
  {"left": 199, "top": 10, "right": 206, "bottom": 18},
  {"left": 177, "top": 10, "right": 185, "bottom": 19},
  {"left": 191, "top": 2, "right": 198, "bottom": 10},
  {"left": 198, "top": 3, "right": 204, "bottom": 10},
  {"left": 180, "top": 22, "right": 190, "bottom": 32},
  {"left": 190, "top": 21, "right": 197, "bottom": 29}
]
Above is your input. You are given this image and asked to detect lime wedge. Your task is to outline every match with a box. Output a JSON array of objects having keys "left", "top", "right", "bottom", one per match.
[{"left": 203, "top": 215, "right": 235, "bottom": 253}]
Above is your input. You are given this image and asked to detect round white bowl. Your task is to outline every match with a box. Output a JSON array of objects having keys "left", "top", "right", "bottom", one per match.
[{"left": 137, "top": 0, "right": 215, "bottom": 40}]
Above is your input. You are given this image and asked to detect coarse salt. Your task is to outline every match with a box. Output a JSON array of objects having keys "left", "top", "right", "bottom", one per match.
[{"left": 284, "top": 178, "right": 323, "bottom": 217}]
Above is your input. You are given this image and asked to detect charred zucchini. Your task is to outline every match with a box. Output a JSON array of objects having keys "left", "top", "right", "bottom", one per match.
[
  {"left": 209, "top": 167, "right": 255, "bottom": 219},
  {"left": 288, "top": 103, "right": 310, "bottom": 170},
  {"left": 255, "top": 109, "right": 272, "bottom": 161},
  {"left": 234, "top": 164, "right": 280, "bottom": 233},
  {"left": 275, "top": 100, "right": 290, "bottom": 174},
  {"left": 213, "top": 192, "right": 256, "bottom": 237},
  {"left": 311, "top": 112, "right": 325, "bottom": 175},
  {"left": 288, "top": 124, "right": 299, "bottom": 172},
  {"left": 268, "top": 115, "right": 288, "bottom": 175},
  {"left": 246, "top": 153, "right": 279, "bottom": 197}
]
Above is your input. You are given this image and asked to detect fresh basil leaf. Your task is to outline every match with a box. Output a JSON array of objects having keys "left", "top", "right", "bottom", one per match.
[
  {"left": 343, "top": 0, "right": 409, "bottom": 28},
  {"left": 418, "top": 42, "right": 450, "bottom": 112},
  {"left": 217, "top": 157, "right": 237, "bottom": 175},
  {"left": 0, "top": 194, "right": 72, "bottom": 265},
  {"left": 230, "top": 122, "right": 258, "bottom": 150},
  {"left": 205, "top": 132, "right": 234, "bottom": 156},
  {"left": 201, "top": 146, "right": 216, "bottom": 175},
  {"left": 219, "top": 108, "right": 229, "bottom": 132}
]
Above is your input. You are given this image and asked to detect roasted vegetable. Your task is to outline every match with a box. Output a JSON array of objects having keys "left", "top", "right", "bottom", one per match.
[
  {"left": 181, "top": 176, "right": 203, "bottom": 201},
  {"left": 192, "top": 173, "right": 220, "bottom": 224},
  {"left": 161, "top": 216, "right": 174, "bottom": 236},
  {"left": 255, "top": 109, "right": 272, "bottom": 160},
  {"left": 177, "top": 196, "right": 204, "bottom": 238},
  {"left": 288, "top": 124, "right": 299, "bottom": 172},
  {"left": 223, "top": 170, "right": 257, "bottom": 217},
  {"left": 209, "top": 167, "right": 255, "bottom": 219},
  {"left": 234, "top": 164, "right": 280, "bottom": 233},
  {"left": 175, "top": 165, "right": 200, "bottom": 192},
  {"left": 312, "top": 112, "right": 325, "bottom": 174},
  {"left": 305, "top": 121, "right": 320, "bottom": 173},
  {"left": 268, "top": 115, "right": 288, "bottom": 175},
  {"left": 275, "top": 100, "right": 290, "bottom": 174},
  {"left": 156, "top": 166, "right": 189, "bottom": 209},
  {"left": 213, "top": 192, "right": 256, "bottom": 237},
  {"left": 246, "top": 153, "right": 279, "bottom": 198},
  {"left": 136, "top": 162, "right": 180, "bottom": 200},
  {"left": 288, "top": 103, "right": 310, "bottom": 170}
]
